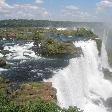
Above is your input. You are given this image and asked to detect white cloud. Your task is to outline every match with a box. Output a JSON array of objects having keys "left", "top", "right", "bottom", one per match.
[
  {"left": 65, "top": 5, "right": 79, "bottom": 11},
  {"left": 97, "top": 0, "right": 112, "bottom": 11},
  {"left": 61, "top": 5, "right": 95, "bottom": 21},
  {"left": 95, "top": 0, "right": 112, "bottom": 22},
  {"left": 0, "top": 0, "right": 49, "bottom": 20},
  {"left": 0, "top": 0, "right": 110, "bottom": 21},
  {"left": 35, "top": 0, "right": 44, "bottom": 4},
  {"left": 0, "top": 0, "right": 13, "bottom": 12}
]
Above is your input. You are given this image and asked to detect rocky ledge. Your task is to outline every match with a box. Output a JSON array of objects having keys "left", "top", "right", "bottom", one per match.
[
  {"left": 0, "top": 58, "right": 6, "bottom": 67},
  {"left": 0, "top": 77, "right": 57, "bottom": 105},
  {"left": 11, "top": 82, "right": 57, "bottom": 104}
]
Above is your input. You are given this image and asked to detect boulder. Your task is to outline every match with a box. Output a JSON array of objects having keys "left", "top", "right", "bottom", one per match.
[
  {"left": 0, "top": 58, "right": 6, "bottom": 67},
  {"left": 0, "top": 45, "right": 4, "bottom": 50}
]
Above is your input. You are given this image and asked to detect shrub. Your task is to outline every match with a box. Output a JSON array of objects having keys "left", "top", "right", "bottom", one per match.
[{"left": 0, "top": 93, "right": 82, "bottom": 112}]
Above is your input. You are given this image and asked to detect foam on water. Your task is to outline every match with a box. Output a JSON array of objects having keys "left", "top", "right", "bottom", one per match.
[
  {"left": 0, "top": 53, "right": 4, "bottom": 58},
  {"left": 48, "top": 40, "right": 112, "bottom": 112},
  {"left": 4, "top": 42, "right": 41, "bottom": 60}
]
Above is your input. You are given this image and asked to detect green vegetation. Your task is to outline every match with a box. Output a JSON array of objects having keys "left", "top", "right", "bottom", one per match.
[
  {"left": 0, "top": 27, "right": 101, "bottom": 56},
  {"left": 33, "top": 28, "right": 102, "bottom": 56},
  {"left": 55, "top": 28, "right": 97, "bottom": 38},
  {"left": 0, "top": 28, "right": 34, "bottom": 39},
  {"left": 0, "top": 77, "right": 82, "bottom": 112},
  {"left": 12, "top": 82, "right": 57, "bottom": 105},
  {"left": 0, "top": 19, "right": 102, "bottom": 28},
  {"left": 75, "top": 28, "right": 96, "bottom": 38},
  {"left": 34, "top": 31, "right": 78, "bottom": 56},
  {"left": 0, "top": 77, "right": 8, "bottom": 94},
  {"left": 0, "top": 94, "right": 82, "bottom": 112}
]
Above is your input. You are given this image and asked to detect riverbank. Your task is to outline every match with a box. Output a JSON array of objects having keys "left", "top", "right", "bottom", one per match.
[{"left": 0, "top": 76, "right": 82, "bottom": 112}]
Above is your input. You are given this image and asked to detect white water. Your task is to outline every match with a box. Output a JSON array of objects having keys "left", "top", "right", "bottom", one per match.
[
  {"left": 101, "top": 30, "right": 112, "bottom": 71},
  {"left": 4, "top": 42, "right": 41, "bottom": 60},
  {"left": 101, "top": 42, "right": 112, "bottom": 72},
  {"left": 0, "top": 42, "right": 41, "bottom": 73},
  {"left": 48, "top": 40, "right": 112, "bottom": 112}
]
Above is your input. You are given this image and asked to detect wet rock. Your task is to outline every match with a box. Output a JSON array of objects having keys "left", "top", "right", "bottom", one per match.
[
  {"left": 0, "top": 50, "right": 11, "bottom": 55},
  {"left": 0, "top": 45, "right": 4, "bottom": 50},
  {"left": 0, "top": 58, "right": 6, "bottom": 67},
  {"left": 103, "top": 68, "right": 112, "bottom": 81},
  {"left": 105, "top": 97, "right": 112, "bottom": 110}
]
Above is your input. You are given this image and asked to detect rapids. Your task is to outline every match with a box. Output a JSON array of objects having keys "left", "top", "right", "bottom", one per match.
[{"left": 0, "top": 39, "right": 69, "bottom": 82}]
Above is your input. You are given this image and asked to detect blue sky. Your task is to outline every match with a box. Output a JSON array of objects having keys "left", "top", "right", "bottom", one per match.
[
  {"left": 0, "top": 0, "right": 112, "bottom": 21},
  {"left": 6, "top": 0, "right": 98, "bottom": 12},
  {"left": 6, "top": 0, "right": 98, "bottom": 9}
]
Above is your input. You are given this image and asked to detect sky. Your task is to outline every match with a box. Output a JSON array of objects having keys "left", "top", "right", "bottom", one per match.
[{"left": 0, "top": 0, "right": 112, "bottom": 21}]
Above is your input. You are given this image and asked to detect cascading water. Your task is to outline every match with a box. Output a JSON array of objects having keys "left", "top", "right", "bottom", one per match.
[
  {"left": 48, "top": 40, "right": 112, "bottom": 112},
  {"left": 101, "top": 30, "right": 112, "bottom": 71}
]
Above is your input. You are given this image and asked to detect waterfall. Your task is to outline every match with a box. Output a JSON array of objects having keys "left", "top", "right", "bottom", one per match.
[
  {"left": 101, "top": 29, "right": 112, "bottom": 71},
  {"left": 48, "top": 40, "right": 112, "bottom": 112}
]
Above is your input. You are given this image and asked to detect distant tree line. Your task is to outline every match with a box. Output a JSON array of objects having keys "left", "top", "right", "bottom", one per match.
[{"left": 0, "top": 19, "right": 103, "bottom": 28}]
